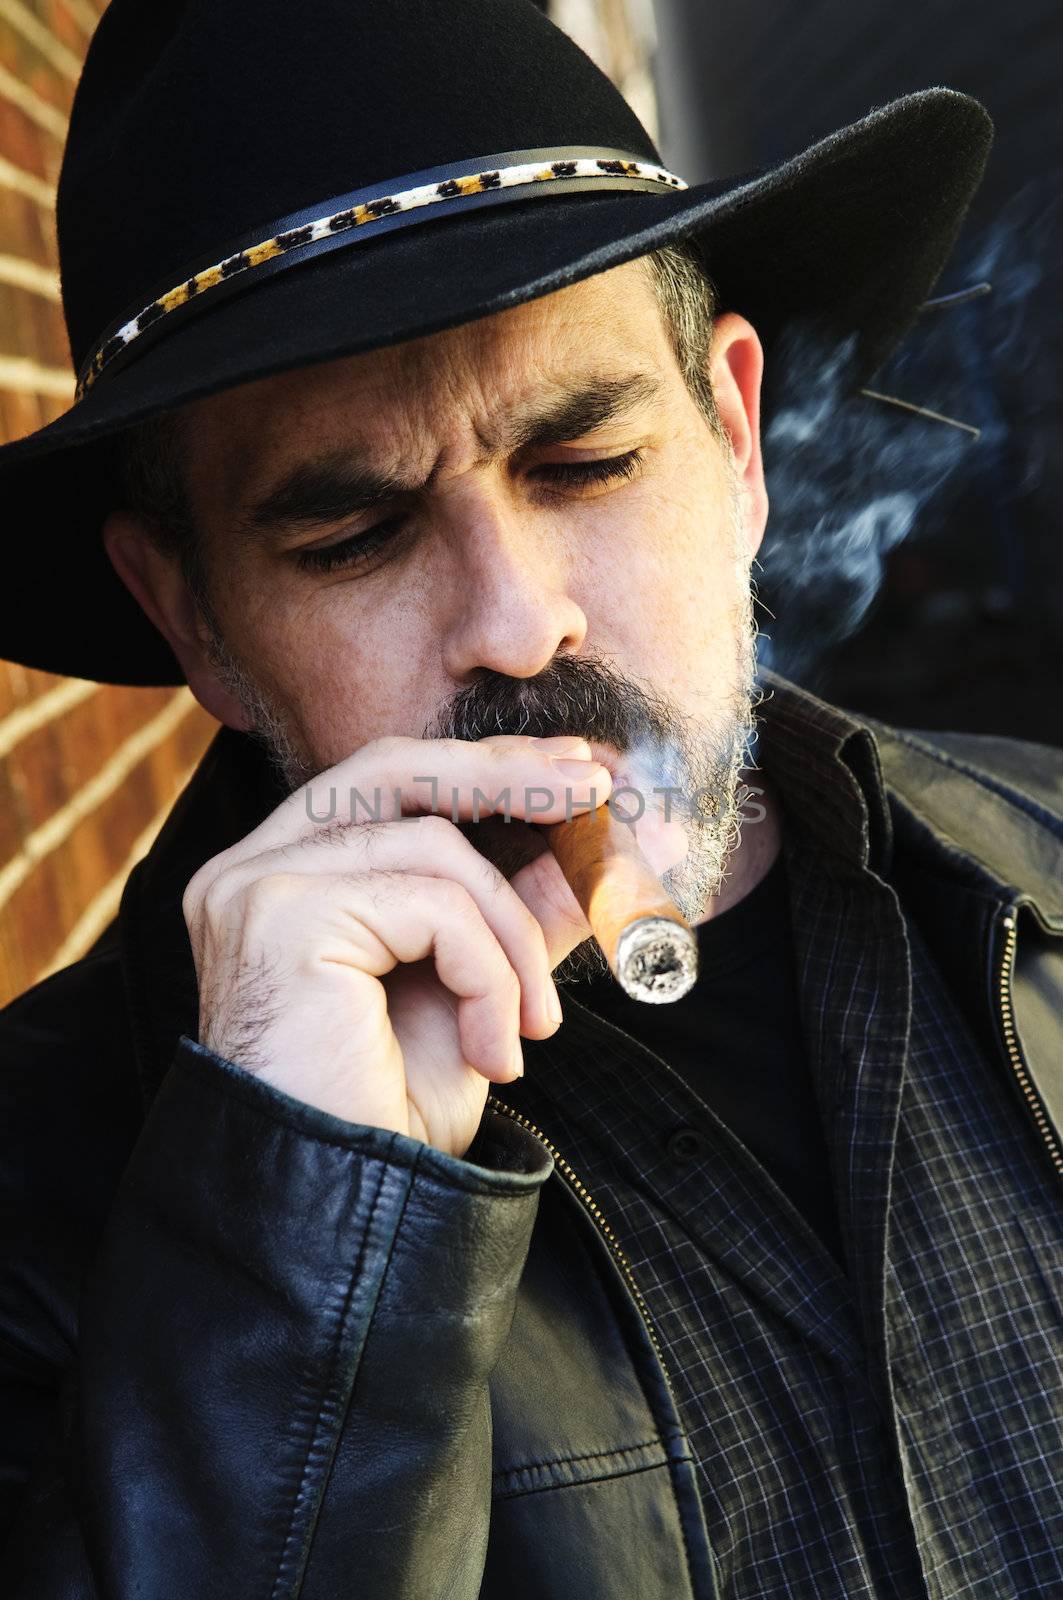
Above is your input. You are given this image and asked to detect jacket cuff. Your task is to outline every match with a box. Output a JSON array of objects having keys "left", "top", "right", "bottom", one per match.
[
  {"left": 50, "top": 1032, "right": 553, "bottom": 1598},
  {"left": 175, "top": 1034, "right": 554, "bottom": 1188}
]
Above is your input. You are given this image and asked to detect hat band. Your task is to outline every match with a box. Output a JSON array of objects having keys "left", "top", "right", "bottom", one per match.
[{"left": 75, "top": 146, "right": 687, "bottom": 403}]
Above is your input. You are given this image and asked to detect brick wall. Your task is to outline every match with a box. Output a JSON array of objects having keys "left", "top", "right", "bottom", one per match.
[
  {"left": 0, "top": 0, "right": 215, "bottom": 1008},
  {"left": 0, "top": 1, "right": 658, "bottom": 1008},
  {"left": 548, "top": 0, "right": 659, "bottom": 139}
]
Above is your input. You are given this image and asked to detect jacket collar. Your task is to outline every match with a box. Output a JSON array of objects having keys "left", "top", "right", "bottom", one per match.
[
  {"left": 865, "top": 718, "right": 1063, "bottom": 930},
  {"left": 116, "top": 671, "right": 1061, "bottom": 1115},
  {"left": 759, "top": 668, "right": 1062, "bottom": 926}
]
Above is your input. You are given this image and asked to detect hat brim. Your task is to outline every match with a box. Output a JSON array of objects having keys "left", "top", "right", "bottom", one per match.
[{"left": 1, "top": 87, "right": 992, "bottom": 685}]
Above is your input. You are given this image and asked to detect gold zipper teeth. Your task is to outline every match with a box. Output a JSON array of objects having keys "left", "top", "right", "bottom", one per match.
[
  {"left": 485, "top": 917, "right": 1056, "bottom": 1420},
  {"left": 486, "top": 1093, "right": 676, "bottom": 1395},
  {"left": 999, "top": 911, "right": 1063, "bottom": 1177}
]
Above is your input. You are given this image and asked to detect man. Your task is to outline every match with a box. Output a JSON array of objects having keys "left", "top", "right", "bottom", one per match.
[{"left": 2, "top": 1, "right": 1062, "bottom": 1596}]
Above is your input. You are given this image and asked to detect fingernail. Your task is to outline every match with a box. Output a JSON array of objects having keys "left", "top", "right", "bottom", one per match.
[
  {"left": 552, "top": 758, "right": 610, "bottom": 781},
  {"left": 532, "top": 735, "right": 592, "bottom": 756},
  {"left": 512, "top": 1042, "right": 525, "bottom": 1078},
  {"left": 547, "top": 986, "right": 563, "bottom": 1026}
]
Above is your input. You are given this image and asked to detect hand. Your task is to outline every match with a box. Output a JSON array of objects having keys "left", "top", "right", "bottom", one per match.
[{"left": 181, "top": 735, "right": 612, "bottom": 1157}]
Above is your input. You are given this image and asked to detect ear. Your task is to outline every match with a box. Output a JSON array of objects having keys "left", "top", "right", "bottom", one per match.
[
  {"left": 707, "top": 311, "right": 769, "bottom": 561},
  {"left": 101, "top": 510, "right": 253, "bottom": 730}
]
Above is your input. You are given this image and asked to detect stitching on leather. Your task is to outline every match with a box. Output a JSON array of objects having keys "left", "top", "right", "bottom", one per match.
[
  {"left": 493, "top": 1454, "right": 675, "bottom": 1502},
  {"left": 269, "top": 1148, "right": 393, "bottom": 1598},
  {"left": 177, "top": 1047, "right": 411, "bottom": 1158},
  {"left": 492, "top": 1436, "right": 661, "bottom": 1484},
  {"left": 887, "top": 728, "right": 1063, "bottom": 840},
  {"left": 178, "top": 1049, "right": 546, "bottom": 1195},
  {"left": 666, "top": 1449, "right": 700, "bottom": 1599}
]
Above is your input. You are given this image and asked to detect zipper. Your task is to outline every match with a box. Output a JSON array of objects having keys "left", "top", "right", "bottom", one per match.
[
  {"left": 486, "top": 1092, "right": 676, "bottom": 1398},
  {"left": 997, "top": 905, "right": 1063, "bottom": 1180}
]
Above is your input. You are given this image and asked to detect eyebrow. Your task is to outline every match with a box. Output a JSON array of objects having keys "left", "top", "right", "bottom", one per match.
[{"left": 237, "top": 370, "right": 663, "bottom": 543}]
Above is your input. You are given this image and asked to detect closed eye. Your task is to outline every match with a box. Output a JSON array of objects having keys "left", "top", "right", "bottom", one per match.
[
  {"left": 531, "top": 450, "right": 643, "bottom": 490},
  {"left": 294, "top": 450, "right": 644, "bottom": 575}
]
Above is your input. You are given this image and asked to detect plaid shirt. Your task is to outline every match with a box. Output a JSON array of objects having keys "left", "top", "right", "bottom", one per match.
[{"left": 499, "top": 673, "right": 1063, "bottom": 1599}]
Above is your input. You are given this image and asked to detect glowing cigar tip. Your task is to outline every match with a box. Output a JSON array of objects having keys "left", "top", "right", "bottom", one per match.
[{"left": 615, "top": 917, "right": 698, "bottom": 1004}]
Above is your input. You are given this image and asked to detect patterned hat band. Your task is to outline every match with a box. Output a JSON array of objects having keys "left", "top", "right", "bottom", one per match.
[{"left": 74, "top": 146, "right": 687, "bottom": 402}]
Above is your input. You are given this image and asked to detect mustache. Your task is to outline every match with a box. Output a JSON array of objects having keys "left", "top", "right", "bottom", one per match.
[{"left": 424, "top": 651, "right": 691, "bottom": 762}]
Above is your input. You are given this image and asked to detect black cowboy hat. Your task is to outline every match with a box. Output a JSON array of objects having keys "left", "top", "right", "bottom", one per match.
[{"left": 0, "top": 0, "right": 992, "bottom": 687}]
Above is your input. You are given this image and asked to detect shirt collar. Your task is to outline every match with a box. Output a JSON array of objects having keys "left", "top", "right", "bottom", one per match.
[{"left": 753, "top": 666, "right": 894, "bottom": 879}]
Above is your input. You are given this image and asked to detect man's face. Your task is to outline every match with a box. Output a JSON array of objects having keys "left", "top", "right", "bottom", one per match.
[{"left": 133, "top": 257, "right": 769, "bottom": 958}]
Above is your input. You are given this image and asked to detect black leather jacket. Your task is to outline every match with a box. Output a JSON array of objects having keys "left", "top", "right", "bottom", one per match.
[{"left": 2, "top": 704, "right": 1061, "bottom": 1599}]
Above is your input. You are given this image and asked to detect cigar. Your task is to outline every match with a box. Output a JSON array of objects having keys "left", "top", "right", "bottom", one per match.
[{"left": 542, "top": 803, "right": 698, "bottom": 1003}]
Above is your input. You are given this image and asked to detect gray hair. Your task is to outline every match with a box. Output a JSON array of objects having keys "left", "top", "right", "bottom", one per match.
[
  {"left": 114, "top": 236, "right": 722, "bottom": 599},
  {"left": 643, "top": 235, "right": 722, "bottom": 433}
]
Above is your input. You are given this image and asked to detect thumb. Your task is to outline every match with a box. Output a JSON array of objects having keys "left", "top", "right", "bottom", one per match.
[{"left": 509, "top": 847, "right": 593, "bottom": 972}]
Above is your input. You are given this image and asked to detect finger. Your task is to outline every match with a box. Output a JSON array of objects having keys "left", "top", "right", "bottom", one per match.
[
  {"left": 239, "top": 733, "right": 614, "bottom": 851},
  {"left": 213, "top": 814, "right": 564, "bottom": 1037},
  {"left": 315, "top": 870, "right": 524, "bottom": 1082},
  {"left": 508, "top": 847, "right": 595, "bottom": 971}
]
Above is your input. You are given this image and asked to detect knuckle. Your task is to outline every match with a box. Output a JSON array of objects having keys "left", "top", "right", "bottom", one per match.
[
  {"left": 433, "top": 876, "right": 477, "bottom": 920},
  {"left": 198, "top": 868, "right": 238, "bottom": 928},
  {"left": 181, "top": 869, "right": 207, "bottom": 925},
  {"left": 361, "top": 733, "right": 411, "bottom": 766},
  {"left": 182, "top": 850, "right": 233, "bottom": 924},
  {"left": 412, "top": 812, "right": 456, "bottom": 845},
  {"left": 238, "top": 870, "right": 302, "bottom": 932}
]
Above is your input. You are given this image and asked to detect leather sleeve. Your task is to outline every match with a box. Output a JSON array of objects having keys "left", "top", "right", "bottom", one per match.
[{"left": 1, "top": 1034, "right": 553, "bottom": 1599}]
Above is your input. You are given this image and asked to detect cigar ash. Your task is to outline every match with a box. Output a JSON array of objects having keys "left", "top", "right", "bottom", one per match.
[{"left": 615, "top": 915, "right": 698, "bottom": 1002}]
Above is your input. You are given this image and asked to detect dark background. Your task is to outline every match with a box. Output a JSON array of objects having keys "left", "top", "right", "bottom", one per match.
[{"left": 649, "top": 0, "right": 1062, "bottom": 743}]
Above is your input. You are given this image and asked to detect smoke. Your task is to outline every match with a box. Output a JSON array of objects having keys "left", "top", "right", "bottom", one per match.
[
  {"left": 755, "top": 184, "right": 1058, "bottom": 680},
  {"left": 755, "top": 322, "right": 972, "bottom": 680}
]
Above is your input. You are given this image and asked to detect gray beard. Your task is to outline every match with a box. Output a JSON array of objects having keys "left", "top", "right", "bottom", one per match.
[
  {"left": 204, "top": 630, "right": 315, "bottom": 795},
  {"left": 202, "top": 487, "right": 762, "bottom": 987}
]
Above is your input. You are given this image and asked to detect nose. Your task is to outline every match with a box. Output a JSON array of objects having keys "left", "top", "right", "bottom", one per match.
[{"left": 438, "top": 491, "right": 588, "bottom": 681}]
